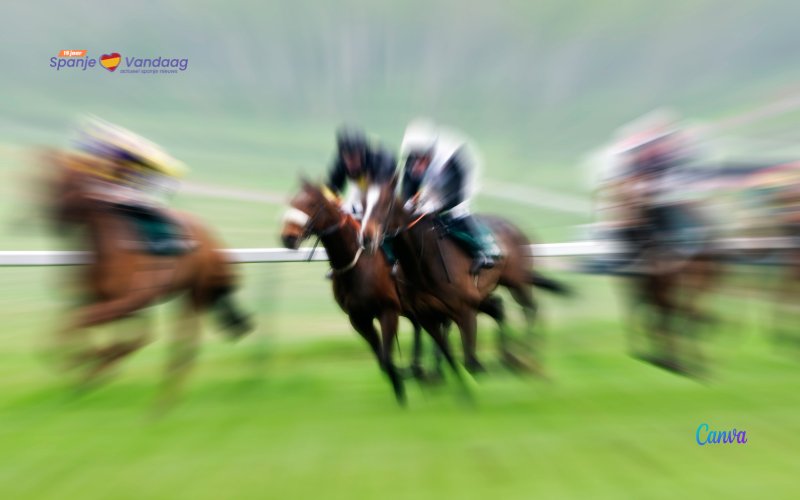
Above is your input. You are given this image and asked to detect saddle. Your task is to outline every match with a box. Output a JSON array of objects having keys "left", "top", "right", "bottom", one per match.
[{"left": 112, "top": 204, "right": 195, "bottom": 256}]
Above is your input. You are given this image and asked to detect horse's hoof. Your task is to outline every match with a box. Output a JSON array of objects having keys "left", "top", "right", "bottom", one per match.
[
  {"left": 400, "top": 364, "right": 426, "bottom": 381},
  {"left": 465, "top": 360, "right": 487, "bottom": 375},
  {"left": 500, "top": 351, "right": 530, "bottom": 372},
  {"left": 224, "top": 314, "right": 254, "bottom": 341},
  {"left": 642, "top": 355, "right": 691, "bottom": 377}
]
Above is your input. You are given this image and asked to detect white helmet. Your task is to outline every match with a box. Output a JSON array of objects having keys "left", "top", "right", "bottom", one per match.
[{"left": 400, "top": 118, "right": 438, "bottom": 158}]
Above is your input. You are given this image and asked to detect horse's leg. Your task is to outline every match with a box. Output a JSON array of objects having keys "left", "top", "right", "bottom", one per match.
[
  {"left": 495, "top": 290, "right": 544, "bottom": 375},
  {"left": 625, "top": 281, "right": 650, "bottom": 359},
  {"left": 421, "top": 317, "right": 472, "bottom": 400},
  {"left": 508, "top": 285, "right": 539, "bottom": 352},
  {"left": 679, "top": 262, "right": 719, "bottom": 376},
  {"left": 431, "top": 320, "right": 451, "bottom": 382},
  {"left": 773, "top": 269, "right": 800, "bottom": 346},
  {"left": 479, "top": 294, "right": 523, "bottom": 372},
  {"left": 156, "top": 300, "right": 201, "bottom": 411},
  {"left": 378, "top": 311, "right": 406, "bottom": 405},
  {"left": 479, "top": 295, "right": 509, "bottom": 356},
  {"left": 641, "top": 274, "right": 675, "bottom": 368},
  {"left": 409, "top": 317, "right": 426, "bottom": 380},
  {"left": 650, "top": 296, "right": 683, "bottom": 374},
  {"left": 79, "top": 314, "right": 153, "bottom": 389},
  {"left": 54, "top": 286, "right": 155, "bottom": 369},
  {"left": 349, "top": 314, "right": 382, "bottom": 365},
  {"left": 76, "top": 295, "right": 154, "bottom": 328},
  {"left": 455, "top": 310, "right": 484, "bottom": 374}
]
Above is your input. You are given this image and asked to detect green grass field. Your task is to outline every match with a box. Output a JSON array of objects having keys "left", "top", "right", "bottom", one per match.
[{"left": 1, "top": 262, "right": 799, "bottom": 499}]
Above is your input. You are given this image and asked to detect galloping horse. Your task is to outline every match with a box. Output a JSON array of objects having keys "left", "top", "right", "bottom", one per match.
[
  {"left": 361, "top": 175, "right": 570, "bottom": 375},
  {"left": 279, "top": 179, "right": 454, "bottom": 404},
  {"left": 623, "top": 203, "right": 721, "bottom": 375},
  {"left": 44, "top": 150, "right": 252, "bottom": 399}
]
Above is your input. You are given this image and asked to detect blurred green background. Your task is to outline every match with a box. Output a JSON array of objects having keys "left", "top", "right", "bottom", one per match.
[{"left": 1, "top": 1, "right": 800, "bottom": 498}]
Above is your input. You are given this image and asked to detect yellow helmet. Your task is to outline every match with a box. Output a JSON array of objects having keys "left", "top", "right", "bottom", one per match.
[{"left": 75, "top": 116, "right": 188, "bottom": 178}]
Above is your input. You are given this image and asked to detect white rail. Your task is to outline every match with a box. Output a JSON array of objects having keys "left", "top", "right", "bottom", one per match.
[{"left": 0, "top": 238, "right": 793, "bottom": 267}]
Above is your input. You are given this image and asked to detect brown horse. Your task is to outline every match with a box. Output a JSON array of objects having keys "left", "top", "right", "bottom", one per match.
[
  {"left": 44, "top": 150, "right": 252, "bottom": 400},
  {"left": 280, "top": 180, "right": 461, "bottom": 404},
  {"left": 361, "top": 176, "right": 570, "bottom": 375},
  {"left": 623, "top": 205, "right": 721, "bottom": 375}
]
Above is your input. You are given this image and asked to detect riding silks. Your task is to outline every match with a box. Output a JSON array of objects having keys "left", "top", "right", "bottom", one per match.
[
  {"left": 440, "top": 215, "right": 502, "bottom": 260},
  {"left": 112, "top": 204, "right": 193, "bottom": 256}
]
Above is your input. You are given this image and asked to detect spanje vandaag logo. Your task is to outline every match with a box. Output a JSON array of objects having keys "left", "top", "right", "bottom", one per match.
[
  {"left": 50, "top": 50, "right": 188, "bottom": 74},
  {"left": 99, "top": 53, "right": 121, "bottom": 72}
]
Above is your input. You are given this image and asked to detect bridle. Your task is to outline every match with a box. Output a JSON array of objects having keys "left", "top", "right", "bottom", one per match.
[{"left": 285, "top": 200, "right": 364, "bottom": 274}]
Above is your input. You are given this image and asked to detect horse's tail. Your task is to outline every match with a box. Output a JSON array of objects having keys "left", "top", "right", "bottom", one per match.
[
  {"left": 211, "top": 285, "right": 254, "bottom": 340},
  {"left": 527, "top": 270, "right": 572, "bottom": 296}
]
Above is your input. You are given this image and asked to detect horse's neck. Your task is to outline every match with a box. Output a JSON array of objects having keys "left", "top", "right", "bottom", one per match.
[
  {"left": 319, "top": 216, "right": 361, "bottom": 271},
  {"left": 394, "top": 221, "right": 441, "bottom": 288},
  {"left": 84, "top": 206, "right": 125, "bottom": 257}
]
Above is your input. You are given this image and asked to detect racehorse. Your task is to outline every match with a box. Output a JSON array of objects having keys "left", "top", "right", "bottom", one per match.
[
  {"left": 360, "top": 175, "right": 570, "bottom": 375},
  {"left": 280, "top": 179, "right": 453, "bottom": 404},
  {"left": 622, "top": 203, "right": 721, "bottom": 375},
  {"left": 44, "top": 150, "right": 252, "bottom": 401}
]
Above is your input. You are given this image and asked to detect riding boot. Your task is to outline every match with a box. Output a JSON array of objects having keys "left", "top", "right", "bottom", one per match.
[
  {"left": 380, "top": 234, "right": 401, "bottom": 277},
  {"left": 446, "top": 214, "right": 499, "bottom": 274}
]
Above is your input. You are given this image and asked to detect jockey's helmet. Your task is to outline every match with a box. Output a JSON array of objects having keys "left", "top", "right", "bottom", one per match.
[
  {"left": 401, "top": 119, "right": 437, "bottom": 159},
  {"left": 336, "top": 126, "right": 367, "bottom": 155},
  {"left": 74, "top": 116, "right": 187, "bottom": 179}
]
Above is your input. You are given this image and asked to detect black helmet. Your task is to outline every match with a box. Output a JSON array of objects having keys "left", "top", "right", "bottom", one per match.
[{"left": 336, "top": 126, "right": 367, "bottom": 155}]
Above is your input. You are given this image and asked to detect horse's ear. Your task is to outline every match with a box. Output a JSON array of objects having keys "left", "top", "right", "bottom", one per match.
[{"left": 299, "top": 174, "right": 312, "bottom": 190}]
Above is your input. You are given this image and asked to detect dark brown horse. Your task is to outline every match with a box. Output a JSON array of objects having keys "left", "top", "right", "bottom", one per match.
[
  {"left": 279, "top": 180, "right": 463, "bottom": 404},
  {"left": 44, "top": 150, "right": 252, "bottom": 401},
  {"left": 623, "top": 205, "right": 721, "bottom": 375},
  {"left": 361, "top": 176, "right": 570, "bottom": 375}
]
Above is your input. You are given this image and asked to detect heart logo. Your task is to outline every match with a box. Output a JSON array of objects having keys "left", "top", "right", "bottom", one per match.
[{"left": 99, "top": 53, "right": 121, "bottom": 72}]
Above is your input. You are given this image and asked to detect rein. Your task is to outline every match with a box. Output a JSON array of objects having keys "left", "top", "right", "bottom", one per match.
[
  {"left": 384, "top": 202, "right": 453, "bottom": 286},
  {"left": 298, "top": 204, "right": 364, "bottom": 275},
  {"left": 331, "top": 246, "right": 364, "bottom": 275}
]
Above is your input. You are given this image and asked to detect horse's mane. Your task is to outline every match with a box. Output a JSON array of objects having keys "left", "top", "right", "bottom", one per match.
[{"left": 51, "top": 150, "right": 116, "bottom": 183}]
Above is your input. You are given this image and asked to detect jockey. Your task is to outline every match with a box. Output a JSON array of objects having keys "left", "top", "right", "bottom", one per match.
[
  {"left": 324, "top": 125, "right": 396, "bottom": 219},
  {"left": 399, "top": 119, "right": 501, "bottom": 274},
  {"left": 74, "top": 116, "right": 192, "bottom": 254},
  {"left": 595, "top": 110, "right": 708, "bottom": 272},
  {"left": 620, "top": 129, "right": 693, "bottom": 249}
]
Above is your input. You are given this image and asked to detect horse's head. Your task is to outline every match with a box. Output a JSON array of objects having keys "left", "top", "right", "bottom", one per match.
[
  {"left": 280, "top": 177, "right": 344, "bottom": 249},
  {"left": 360, "top": 173, "right": 402, "bottom": 256}
]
